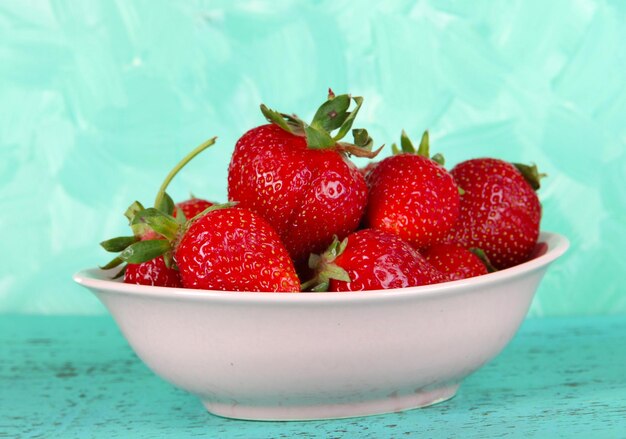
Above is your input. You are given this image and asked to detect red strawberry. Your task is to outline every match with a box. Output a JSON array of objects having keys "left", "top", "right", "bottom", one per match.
[
  {"left": 102, "top": 138, "right": 300, "bottom": 292},
  {"left": 120, "top": 205, "right": 300, "bottom": 292},
  {"left": 101, "top": 138, "right": 218, "bottom": 285},
  {"left": 303, "top": 229, "right": 444, "bottom": 292},
  {"left": 443, "top": 158, "right": 543, "bottom": 269},
  {"left": 175, "top": 198, "right": 214, "bottom": 219},
  {"left": 108, "top": 204, "right": 300, "bottom": 292},
  {"left": 122, "top": 198, "right": 215, "bottom": 287},
  {"left": 228, "top": 91, "right": 381, "bottom": 264},
  {"left": 174, "top": 207, "right": 300, "bottom": 292},
  {"left": 124, "top": 252, "right": 182, "bottom": 287},
  {"left": 364, "top": 130, "right": 460, "bottom": 250},
  {"left": 423, "top": 243, "right": 489, "bottom": 281}
]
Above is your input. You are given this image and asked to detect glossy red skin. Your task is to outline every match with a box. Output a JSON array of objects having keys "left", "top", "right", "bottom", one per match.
[
  {"left": 228, "top": 124, "right": 368, "bottom": 264},
  {"left": 423, "top": 243, "right": 488, "bottom": 281},
  {"left": 174, "top": 207, "right": 300, "bottom": 292},
  {"left": 364, "top": 154, "right": 460, "bottom": 249},
  {"left": 124, "top": 232, "right": 181, "bottom": 287},
  {"left": 329, "top": 229, "right": 444, "bottom": 292},
  {"left": 443, "top": 158, "right": 541, "bottom": 269},
  {"left": 123, "top": 198, "right": 213, "bottom": 288},
  {"left": 124, "top": 256, "right": 182, "bottom": 287},
  {"left": 175, "top": 198, "right": 214, "bottom": 219}
]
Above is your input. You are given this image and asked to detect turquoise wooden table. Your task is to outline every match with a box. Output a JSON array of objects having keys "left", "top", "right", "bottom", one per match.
[{"left": 1, "top": 315, "right": 624, "bottom": 438}]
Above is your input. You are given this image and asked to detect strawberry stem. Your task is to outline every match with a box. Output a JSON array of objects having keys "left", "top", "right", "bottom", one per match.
[
  {"left": 261, "top": 92, "right": 381, "bottom": 158},
  {"left": 301, "top": 236, "right": 351, "bottom": 292},
  {"left": 154, "top": 137, "right": 217, "bottom": 210},
  {"left": 299, "top": 278, "right": 319, "bottom": 291}
]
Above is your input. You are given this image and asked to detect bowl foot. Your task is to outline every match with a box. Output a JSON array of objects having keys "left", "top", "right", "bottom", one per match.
[{"left": 202, "top": 383, "right": 459, "bottom": 421}]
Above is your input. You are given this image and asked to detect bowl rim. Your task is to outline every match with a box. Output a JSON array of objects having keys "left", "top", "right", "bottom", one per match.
[{"left": 73, "top": 231, "right": 569, "bottom": 303}]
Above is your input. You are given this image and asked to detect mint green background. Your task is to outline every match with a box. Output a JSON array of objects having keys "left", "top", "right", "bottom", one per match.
[{"left": 1, "top": 0, "right": 624, "bottom": 315}]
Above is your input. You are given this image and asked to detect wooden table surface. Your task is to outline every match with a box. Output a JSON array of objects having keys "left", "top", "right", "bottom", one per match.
[{"left": 1, "top": 314, "right": 625, "bottom": 438}]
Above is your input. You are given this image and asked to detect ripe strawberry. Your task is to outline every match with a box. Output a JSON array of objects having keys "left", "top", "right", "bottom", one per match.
[
  {"left": 121, "top": 198, "right": 215, "bottom": 287},
  {"left": 175, "top": 198, "right": 214, "bottom": 219},
  {"left": 228, "top": 91, "right": 381, "bottom": 264},
  {"left": 101, "top": 138, "right": 218, "bottom": 285},
  {"left": 443, "top": 158, "right": 543, "bottom": 269},
  {"left": 102, "top": 137, "right": 299, "bottom": 292},
  {"left": 303, "top": 229, "right": 444, "bottom": 292},
  {"left": 364, "top": 130, "right": 460, "bottom": 249},
  {"left": 113, "top": 204, "right": 300, "bottom": 291},
  {"left": 174, "top": 207, "right": 300, "bottom": 292},
  {"left": 423, "top": 243, "right": 489, "bottom": 281},
  {"left": 124, "top": 250, "right": 182, "bottom": 287}
]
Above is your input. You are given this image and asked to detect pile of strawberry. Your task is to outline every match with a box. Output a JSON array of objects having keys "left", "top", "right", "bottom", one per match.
[{"left": 101, "top": 91, "right": 544, "bottom": 293}]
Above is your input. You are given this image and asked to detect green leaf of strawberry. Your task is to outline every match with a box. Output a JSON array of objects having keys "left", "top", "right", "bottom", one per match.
[
  {"left": 311, "top": 93, "right": 352, "bottom": 132},
  {"left": 513, "top": 162, "right": 546, "bottom": 191},
  {"left": 303, "top": 125, "right": 336, "bottom": 149},
  {"left": 132, "top": 208, "right": 179, "bottom": 241},
  {"left": 260, "top": 90, "right": 381, "bottom": 158},
  {"left": 260, "top": 104, "right": 300, "bottom": 135},
  {"left": 333, "top": 95, "right": 364, "bottom": 141},
  {"left": 100, "top": 256, "right": 124, "bottom": 270},
  {"left": 156, "top": 192, "right": 176, "bottom": 216},
  {"left": 100, "top": 236, "right": 139, "bottom": 252},
  {"left": 119, "top": 239, "right": 173, "bottom": 264}
]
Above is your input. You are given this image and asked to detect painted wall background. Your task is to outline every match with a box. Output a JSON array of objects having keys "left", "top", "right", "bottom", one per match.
[{"left": 0, "top": 0, "right": 624, "bottom": 315}]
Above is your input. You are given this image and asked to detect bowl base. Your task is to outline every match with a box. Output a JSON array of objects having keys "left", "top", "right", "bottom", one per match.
[{"left": 202, "top": 383, "right": 459, "bottom": 421}]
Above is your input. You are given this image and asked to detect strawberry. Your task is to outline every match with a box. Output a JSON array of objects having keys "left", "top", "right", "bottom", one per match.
[
  {"left": 302, "top": 229, "right": 444, "bottom": 292},
  {"left": 100, "top": 138, "right": 218, "bottom": 285},
  {"left": 121, "top": 198, "right": 215, "bottom": 287},
  {"left": 124, "top": 249, "right": 182, "bottom": 287},
  {"left": 443, "top": 158, "right": 543, "bottom": 269},
  {"left": 101, "top": 139, "right": 300, "bottom": 292},
  {"left": 175, "top": 198, "right": 214, "bottom": 219},
  {"left": 174, "top": 207, "right": 300, "bottom": 292},
  {"left": 111, "top": 204, "right": 300, "bottom": 292},
  {"left": 364, "top": 130, "right": 460, "bottom": 249},
  {"left": 227, "top": 90, "right": 381, "bottom": 264},
  {"left": 423, "top": 243, "right": 490, "bottom": 281}
]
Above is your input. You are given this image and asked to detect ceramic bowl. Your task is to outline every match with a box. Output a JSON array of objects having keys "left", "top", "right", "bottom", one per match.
[{"left": 73, "top": 232, "right": 568, "bottom": 420}]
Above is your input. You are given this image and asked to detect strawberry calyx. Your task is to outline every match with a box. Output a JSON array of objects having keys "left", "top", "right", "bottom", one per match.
[
  {"left": 513, "top": 162, "right": 546, "bottom": 191},
  {"left": 391, "top": 130, "right": 445, "bottom": 166},
  {"left": 300, "top": 236, "right": 352, "bottom": 292},
  {"left": 260, "top": 89, "right": 382, "bottom": 158},
  {"left": 102, "top": 202, "right": 235, "bottom": 276},
  {"left": 100, "top": 137, "right": 218, "bottom": 278}
]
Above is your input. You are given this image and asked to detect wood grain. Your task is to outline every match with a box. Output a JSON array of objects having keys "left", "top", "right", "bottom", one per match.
[{"left": 1, "top": 315, "right": 624, "bottom": 438}]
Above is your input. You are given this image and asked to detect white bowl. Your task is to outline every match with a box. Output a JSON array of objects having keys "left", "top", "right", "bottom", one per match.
[{"left": 73, "top": 232, "right": 568, "bottom": 421}]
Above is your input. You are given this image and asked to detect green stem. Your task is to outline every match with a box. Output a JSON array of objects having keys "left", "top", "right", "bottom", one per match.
[
  {"left": 300, "top": 278, "right": 318, "bottom": 291},
  {"left": 154, "top": 137, "right": 217, "bottom": 209}
]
